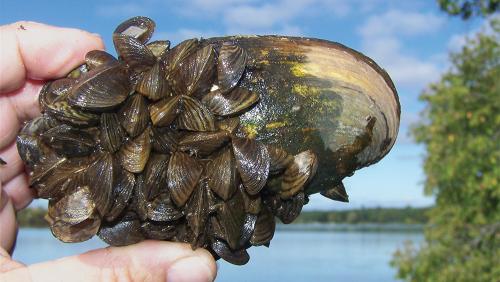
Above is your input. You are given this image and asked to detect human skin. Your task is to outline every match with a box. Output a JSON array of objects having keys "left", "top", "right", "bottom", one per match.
[{"left": 0, "top": 21, "right": 217, "bottom": 282}]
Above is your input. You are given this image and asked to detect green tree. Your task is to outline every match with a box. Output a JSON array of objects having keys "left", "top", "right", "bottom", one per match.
[
  {"left": 391, "top": 19, "right": 500, "bottom": 282},
  {"left": 438, "top": 0, "right": 499, "bottom": 19}
]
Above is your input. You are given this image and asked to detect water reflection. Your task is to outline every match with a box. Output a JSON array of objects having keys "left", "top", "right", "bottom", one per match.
[{"left": 13, "top": 226, "right": 422, "bottom": 282}]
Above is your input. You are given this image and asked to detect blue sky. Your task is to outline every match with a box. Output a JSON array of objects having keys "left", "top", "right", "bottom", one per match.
[{"left": 0, "top": 0, "right": 487, "bottom": 210}]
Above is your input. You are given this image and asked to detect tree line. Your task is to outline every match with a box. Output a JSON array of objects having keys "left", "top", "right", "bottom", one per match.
[
  {"left": 17, "top": 206, "right": 430, "bottom": 228},
  {"left": 294, "top": 207, "right": 429, "bottom": 224}
]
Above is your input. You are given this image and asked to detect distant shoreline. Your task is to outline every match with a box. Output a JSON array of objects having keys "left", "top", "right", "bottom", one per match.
[
  {"left": 276, "top": 222, "right": 424, "bottom": 232},
  {"left": 18, "top": 206, "right": 430, "bottom": 228}
]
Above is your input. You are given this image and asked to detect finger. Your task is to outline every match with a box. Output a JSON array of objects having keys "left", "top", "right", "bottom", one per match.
[
  {"left": 0, "top": 248, "right": 25, "bottom": 273},
  {"left": 0, "top": 141, "right": 24, "bottom": 185},
  {"left": 0, "top": 98, "right": 19, "bottom": 149},
  {"left": 0, "top": 188, "right": 18, "bottom": 254},
  {"left": 0, "top": 79, "right": 43, "bottom": 152},
  {"left": 0, "top": 21, "right": 104, "bottom": 93},
  {"left": 1, "top": 241, "right": 217, "bottom": 282},
  {"left": 3, "top": 173, "right": 34, "bottom": 210},
  {"left": 4, "top": 79, "right": 44, "bottom": 121}
]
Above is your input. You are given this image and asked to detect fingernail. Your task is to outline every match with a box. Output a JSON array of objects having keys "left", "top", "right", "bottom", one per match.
[{"left": 166, "top": 256, "right": 214, "bottom": 282}]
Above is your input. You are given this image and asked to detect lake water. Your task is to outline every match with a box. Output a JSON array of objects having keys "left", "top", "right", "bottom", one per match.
[{"left": 13, "top": 225, "right": 422, "bottom": 282}]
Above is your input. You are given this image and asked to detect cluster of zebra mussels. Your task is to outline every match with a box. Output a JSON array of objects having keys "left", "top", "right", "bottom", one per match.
[{"left": 17, "top": 17, "right": 323, "bottom": 265}]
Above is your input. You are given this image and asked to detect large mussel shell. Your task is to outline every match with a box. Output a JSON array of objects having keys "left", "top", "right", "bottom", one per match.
[{"left": 202, "top": 35, "right": 400, "bottom": 194}]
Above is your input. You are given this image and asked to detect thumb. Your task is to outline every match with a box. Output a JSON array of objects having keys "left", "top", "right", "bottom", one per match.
[
  {"left": 1, "top": 241, "right": 217, "bottom": 282},
  {"left": 0, "top": 21, "right": 104, "bottom": 93}
]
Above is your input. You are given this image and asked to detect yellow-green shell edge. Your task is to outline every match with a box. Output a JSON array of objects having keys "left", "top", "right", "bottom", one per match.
[{"left": 202, "top": 36, "right": 400, "bottom": 195}]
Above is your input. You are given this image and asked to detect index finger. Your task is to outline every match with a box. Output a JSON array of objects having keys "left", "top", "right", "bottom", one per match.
[{"left": 0, "top": 21, "right": 105, "bottom": 93}]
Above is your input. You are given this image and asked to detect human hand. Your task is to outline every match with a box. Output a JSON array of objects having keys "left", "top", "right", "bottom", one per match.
[{"left": 0, "top": 21, "right": 217, "bottom": 282}]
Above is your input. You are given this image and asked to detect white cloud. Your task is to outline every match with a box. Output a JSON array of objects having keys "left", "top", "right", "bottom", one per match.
[
  {"left": 180, "top": 0, "right": 258, "bottom": 13},
  {"left": 223, "top": 4, "right": 291, "bottom": 29},
  {"left": 358, "top": 10, "right": 446, "bottom": 88},
  {"left": 359, "top": 9, "right": 445, "bottom": 38},
  {"left": 448, "top": 33, "right": 469, "bottom": 51},
  {"left": 447, "top": 17, "right": 497, "bottom": 52},
  {"left": 174, "top": 0, "right": 368, "bottom": 35},
  {"left": 362, "top": 36, "right": 442, "bottom": 87},
  {"left": 222, "top": 0, "right": 313, "bottom": 34},
  {"left": 95, "top": 3, "right": 149, "bottom": 18},
  {"left": 180, "top": 0, "right": 351, "bottom": 19}
]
